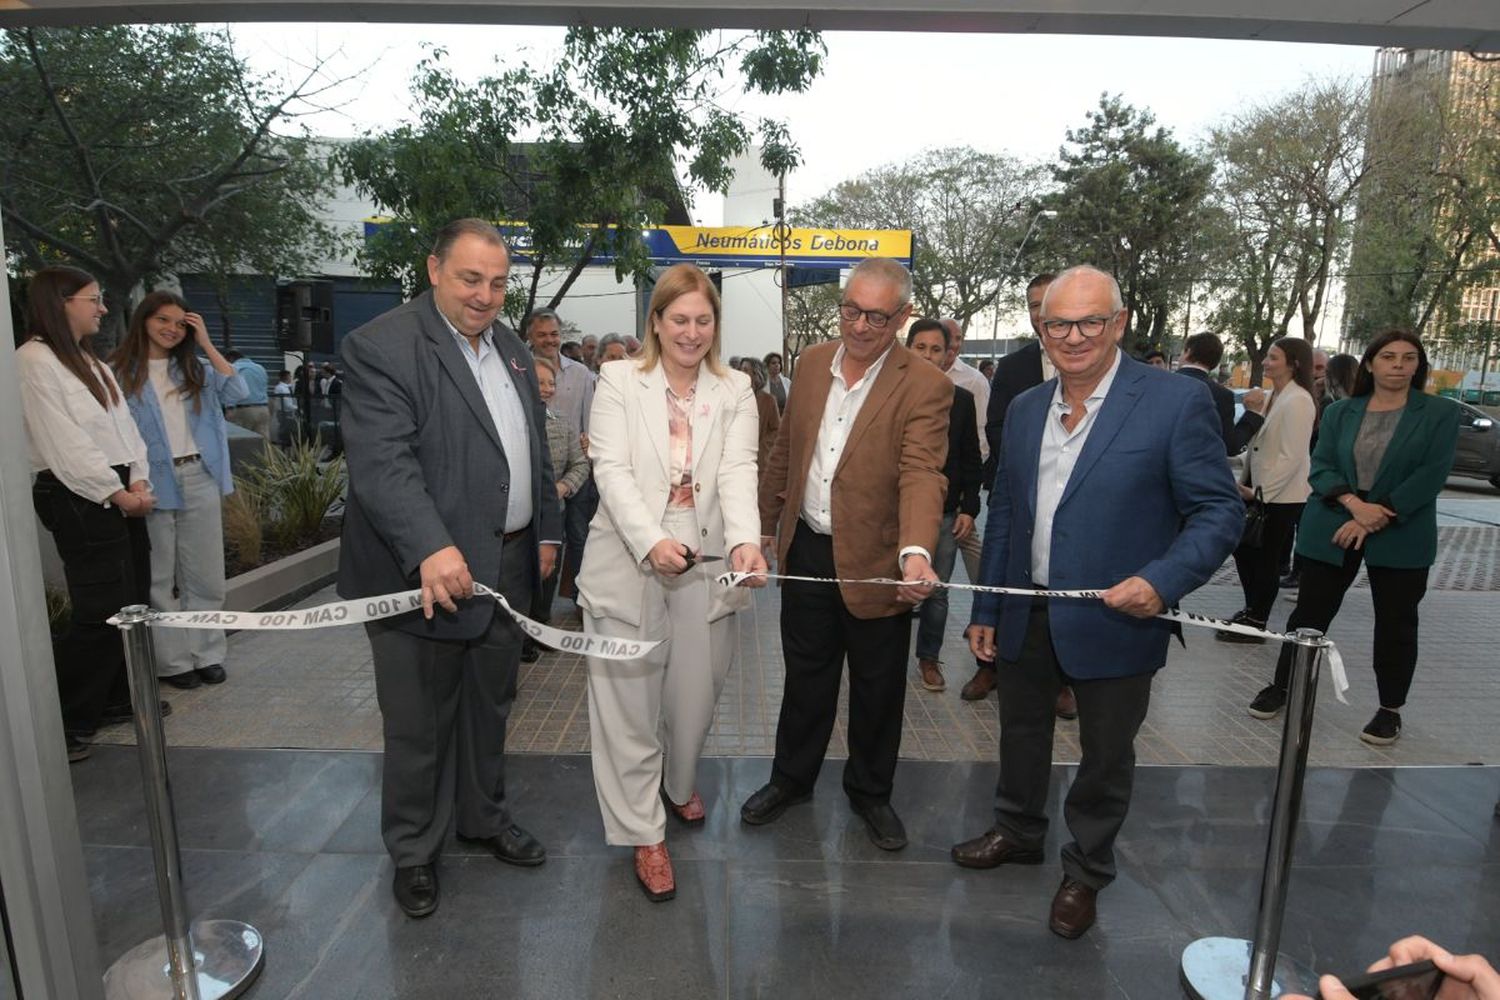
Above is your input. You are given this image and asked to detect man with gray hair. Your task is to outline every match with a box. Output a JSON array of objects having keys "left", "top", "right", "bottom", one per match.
[
  {"left": 525, "top": 307, "right": 596, "bottom": 604},
  {"left": 952, "top": 265, "right": 1241, "bottom": 939},
  {"left": 742, "top": 256, "right": 951, "bottom": 852}
]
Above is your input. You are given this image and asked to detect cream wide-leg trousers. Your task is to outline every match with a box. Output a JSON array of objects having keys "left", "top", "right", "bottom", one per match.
[{"left": 585, "top": 506, "right": 734, "bottom": 846}]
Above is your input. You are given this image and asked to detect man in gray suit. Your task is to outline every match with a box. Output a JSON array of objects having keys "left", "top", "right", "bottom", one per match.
[{"left": 338, "top": 218, "right": 563, "bottom": 919}]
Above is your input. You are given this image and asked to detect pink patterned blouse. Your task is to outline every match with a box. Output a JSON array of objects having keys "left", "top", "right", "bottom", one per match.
[{"left": 666, "top": 384, "right": 696, "bottom": 508}]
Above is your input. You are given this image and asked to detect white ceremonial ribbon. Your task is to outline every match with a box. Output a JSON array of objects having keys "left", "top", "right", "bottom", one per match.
[
  {"left": 716, "top": 571, "right": 1350, "bottom": 704},
  {"left": 108, "top": 583, "right": 662, "bottom": 662}
]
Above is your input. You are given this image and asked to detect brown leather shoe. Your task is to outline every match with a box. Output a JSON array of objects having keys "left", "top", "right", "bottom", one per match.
[
  {"left": 634, "top": 842, "right": 676, "bottom": 902},
  {"left": 1048, "top": 877, "right": 1098, "bottom": 939},
  {"left": 918, "top": 658, "right": 945, "bottom": 692},
  {"left": 960, "top": 664, "right": 997, "bottom": 701},
  {"left": 950, "top": 826, "right": 1044, "bottom": 869},
  {"left": 1055, "top": 686, "right": 1078, "bottom": 720},
  {"left": 662, "top": 788, "right": 706, "bottom": 826}
]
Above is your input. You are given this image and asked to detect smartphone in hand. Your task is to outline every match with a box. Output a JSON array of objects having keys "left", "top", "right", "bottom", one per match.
[{"left": 1319, "top": 959, "right": 1444, "bottom": 1000}]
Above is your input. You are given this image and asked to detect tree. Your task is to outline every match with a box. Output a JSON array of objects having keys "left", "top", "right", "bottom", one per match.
[
  {"left": 1343, "top": 53, "right": 1500, "bottom": 346},
  {"left": 793, "top": 147, "right": 1049, "bottom": 330},
  {"left": 335, "top": 28, "right": 825, "bottom": 316},
  {"left": 1205, "top": 78, "right": 1371, "bottom": 382},
  {"left": 1038, "top": 94, "right": 1214, "bottom": 354},
  {"left": 783, "top": 279, "right": 841, "bottom": 366},
  {"left": 0, "top": 26, "right": 345, "bottom": 343}
]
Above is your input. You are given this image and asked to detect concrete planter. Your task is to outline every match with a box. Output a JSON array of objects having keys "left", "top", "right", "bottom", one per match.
[{"left": 225, "top": 537, "right": 340, "bottom": 612}]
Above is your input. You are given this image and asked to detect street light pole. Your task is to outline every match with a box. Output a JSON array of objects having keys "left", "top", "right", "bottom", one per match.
[{"left": 991, "top": 209, "right": 1058, "bottom": 361}]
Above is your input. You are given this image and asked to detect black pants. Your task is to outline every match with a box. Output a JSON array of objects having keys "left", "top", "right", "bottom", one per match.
[
  {"left": 32, "top": 469, "right": 150, "bottom": 736},
  {"left": 993, "top": 601, "right": 1154, "bottom": 889},
  {"left": 1271, "top": 549, "right": 1429, "bottom": 709},
  {"left": 1232, "top": 501, "right": 1303, "bottom": 622},
  {"left": 772, "top": 519, "right": 910, "bottom": 804},
  {"left": 366, "top": 530, "right": 533, "bottom": 867}
]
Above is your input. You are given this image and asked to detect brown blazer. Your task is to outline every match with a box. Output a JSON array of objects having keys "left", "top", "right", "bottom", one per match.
[{"left": 760, "top": 340, "right": 952, "bottom": 619}]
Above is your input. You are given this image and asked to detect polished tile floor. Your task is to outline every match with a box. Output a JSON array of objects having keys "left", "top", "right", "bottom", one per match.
[{"left": 75, "top": 747, "right": 1500, "bottom": 1000}]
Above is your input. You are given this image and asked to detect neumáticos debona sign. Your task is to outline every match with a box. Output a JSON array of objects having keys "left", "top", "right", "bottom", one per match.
[{"left": 362, "top": 218, "right": 913, "bottom": 270}]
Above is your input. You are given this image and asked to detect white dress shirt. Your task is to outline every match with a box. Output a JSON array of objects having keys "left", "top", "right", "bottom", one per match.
[
  {"left": 16, "top": 338, "right": 149, "bottom": 503},
  {"left": 440, "top": 318, "right": 534, "bottom": 533},
  {"left": 1031, "top": 349, "right": 1123, "bottom": 586},
  {"left": 801, "top": 343, "right": 930, "bottom": 565},
  {"left": 945, "top": 357, "right": 992, "bottom": 460}
]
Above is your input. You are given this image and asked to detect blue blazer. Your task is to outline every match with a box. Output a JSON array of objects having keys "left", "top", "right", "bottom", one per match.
[{"left": 971, "top": 355, "right": 1243, "bottom": 679}]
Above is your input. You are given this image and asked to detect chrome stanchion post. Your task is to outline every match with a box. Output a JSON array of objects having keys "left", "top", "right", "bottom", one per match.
[
  {"left": 1179, "top": 628, "right": 1327, "bottom": 1000},
  {"left": 103, "top": 605, "right": 264, "bottom": 1000}
]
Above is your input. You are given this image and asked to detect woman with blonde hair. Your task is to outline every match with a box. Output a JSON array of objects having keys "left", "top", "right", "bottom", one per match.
[
  {"left": 110, "top": 291, "right": 247, "bottom": 688},
  {"left": 578, "top": 263, "right": 767, "bottom": 901}
]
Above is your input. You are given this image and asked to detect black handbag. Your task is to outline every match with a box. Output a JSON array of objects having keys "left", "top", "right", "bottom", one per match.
[{"left": 1241, "top": 486, "right": 1267, "bottom": 548}]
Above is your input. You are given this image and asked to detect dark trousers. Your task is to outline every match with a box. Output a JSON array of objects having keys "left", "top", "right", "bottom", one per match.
[
  {"left": 560, "top": 477, "right": 598, "bottom": 597},
  {"left": 993, "top": 601, "right": 1154, "bottom": 889},
  {"left": 772, "top": 519, "right": 910, "bottom": 804},
  {"left": 1272, "top": 549, "right": 1429, "bottom": 709},
  {"left": 1232, "top": 501, "right": 1303, "bottom": 621},
  {"left": 33, "top": 469, "right": 149, "bottom": 736},
  {"left": 366, "top": 531, "right": 532, "bottom": 867}
]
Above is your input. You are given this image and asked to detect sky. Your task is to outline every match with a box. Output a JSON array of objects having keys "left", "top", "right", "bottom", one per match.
[{"left": 231, "top": 23, "right": 1379, "bottom": 224}]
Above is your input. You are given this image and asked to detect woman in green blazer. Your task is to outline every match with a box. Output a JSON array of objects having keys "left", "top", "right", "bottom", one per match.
[{"left": 1248, "top": 330, "right": 1459, "bottom": 746}]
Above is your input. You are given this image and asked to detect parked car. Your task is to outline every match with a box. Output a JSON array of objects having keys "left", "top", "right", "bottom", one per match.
[{"left": 1452, "top": 401, "right": 1500, "bottom": 491}]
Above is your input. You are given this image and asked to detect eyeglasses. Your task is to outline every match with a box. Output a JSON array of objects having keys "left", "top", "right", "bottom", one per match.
[
  {"left": 837, "top": 302, "right": 903, "bottom": 330},
  {"left": 1041, "top": 314, "right": 1117, "bottom": 340},
  {"left": 66, "top": 294, "right": 105, "bottom": 306}
]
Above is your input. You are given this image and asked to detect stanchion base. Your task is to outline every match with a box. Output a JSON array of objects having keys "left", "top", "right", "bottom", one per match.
[
  {"left": 104, "top": 919, "right": 264, "bottom": 1000},
  {"left": 1180, "top": 936, "right": 1316, "bottom": 1000}
]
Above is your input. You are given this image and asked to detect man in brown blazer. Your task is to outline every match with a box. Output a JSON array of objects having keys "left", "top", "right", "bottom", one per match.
[{"left": 740, "top": 257, "right": 951, "bottom": 850}]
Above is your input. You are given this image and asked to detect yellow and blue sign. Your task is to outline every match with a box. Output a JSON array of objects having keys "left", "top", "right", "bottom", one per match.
[{"left": 363, "top": 218, "right": 912, "bottom": 270}]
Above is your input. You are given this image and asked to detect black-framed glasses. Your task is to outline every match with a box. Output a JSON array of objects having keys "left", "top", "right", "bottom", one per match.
[
  {"left": 1041, "top": 314, "right": 1116, "bottom": 340},
  {"left": 837, "top": 302, "right": 902, "bottom": 330}
]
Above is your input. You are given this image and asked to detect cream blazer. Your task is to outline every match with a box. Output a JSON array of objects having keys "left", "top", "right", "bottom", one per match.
[
  {"left": 1246, "top": 381, "right": 1316, "bottom": 504},
  {"left": 577, "top": 358, "right": 761, "bottom": 626}
]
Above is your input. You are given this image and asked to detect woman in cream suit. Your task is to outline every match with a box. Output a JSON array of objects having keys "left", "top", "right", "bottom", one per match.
[
  {"left": 578, "top": 264, "right": 768, "bottom": 901},
  {"left": 1217, "top": 336, "right": 1317, "bottom": 641}
]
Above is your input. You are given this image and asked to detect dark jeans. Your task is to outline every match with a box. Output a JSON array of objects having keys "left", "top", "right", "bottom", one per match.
[
  {"left": 993, "top": 600, "right": 1154, "bottom": 889},
  {"left": 561, "top": 477, "right": 598, "bottom": 595},
  {"left": 32, "top": 468, "right": 150, "bottom": 736},
  {"left": 1271, "top": 549, "right": 1429, "bottom": 709},
  {"left": 1232, "top": 501, "right": 1303, "bottom": 621},
  {"left": 772, "top": 519, "right": 910, "bottom": 804}
]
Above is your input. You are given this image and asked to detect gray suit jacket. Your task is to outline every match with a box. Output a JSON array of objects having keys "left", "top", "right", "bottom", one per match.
[{"left": 336, "top": 291, "right": 562, "bottom": 640}]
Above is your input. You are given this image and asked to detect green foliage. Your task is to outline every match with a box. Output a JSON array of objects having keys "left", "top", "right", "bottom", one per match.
[
  {"left": 334, "top": 28, "right": 826, "bottom": 312},
  {"left": 0, "top": 25, "right": 342, "bottom": 342},
  {"left": 1038, "top": 94, "right": 1214, "bottom": 353},
  {"left": 794, "top": 146, "right": 1049, "bottom": 331},
  {"left": 1205, "top": 78, "right": 1369, "bottom": 381},
  {"left": 235, "top": 440, "right": 347, "bottom": 552},
  {"left": 44, "top": 585, "right": 70, "bottom": 634}
]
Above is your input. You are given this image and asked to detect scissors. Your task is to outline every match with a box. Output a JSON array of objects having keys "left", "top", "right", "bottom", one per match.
[{"left": 679, "top": 548, "right": 724, "bottom": 570}]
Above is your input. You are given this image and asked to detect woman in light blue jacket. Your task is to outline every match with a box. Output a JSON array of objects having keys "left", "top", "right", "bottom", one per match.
[{"left": 111, "top": 291, "right": 247, "bottom": 688}]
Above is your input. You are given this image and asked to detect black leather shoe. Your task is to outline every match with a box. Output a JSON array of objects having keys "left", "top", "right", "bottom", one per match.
[
  {"left": 160, "top": 672, "right": 201, "bottom": 690},
  {"left": 520, "top": 640, "right": 541, "bottom": 664},
  {"left": 393, "top": 864, "right": 439, "bottom": 918},
  {"left": 950, "top": 826, "right": 1045, "bottom": 869},
  {"left": 1048, "top": 876, "right": 1098, "bottom": 939},
  {"left": 194, "top": 664, "right": 227, "bottom": 684},
  {"left": 850, "top": 799, "right": 907, "bottom": 851},
  {"left": 100, "top": 700, "right": 172, "bottom": 726},
  {"left": 457, "top": 823, "right": 547, "bottom": 867},
  {"left": 740, "top": 782, "right": 811, "bottom": 826}
]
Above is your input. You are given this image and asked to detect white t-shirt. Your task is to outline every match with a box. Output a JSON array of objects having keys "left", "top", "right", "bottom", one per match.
[{"left": 149, "top": 358, "right": 197, "bottom": 458}]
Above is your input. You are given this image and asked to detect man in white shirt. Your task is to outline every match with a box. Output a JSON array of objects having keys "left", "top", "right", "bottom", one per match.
[
  {"left": 525, "top": 308, "right": 597, "bottom": 604},
  {"left": 742, "top": 257, "right": 950, "bottom": 852}
]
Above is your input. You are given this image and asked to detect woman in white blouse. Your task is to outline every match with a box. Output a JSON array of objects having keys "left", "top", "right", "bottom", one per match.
[
  {"left": 577, "top": 264, "right": 767, "bottom": 902},
  {"left": 110, "top": 292, "right": 247, "bottom": 689},
  {"left": 17, "top": 267, "right": 157, "bottom": 762},
  {"left": 1217, "top": 336, "right": 1318, "bottom": 641}
]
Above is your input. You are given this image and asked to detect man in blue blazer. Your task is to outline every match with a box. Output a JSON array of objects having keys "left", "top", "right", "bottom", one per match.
[{"left": 952, "top": 266, "right": 1242, "bottom": 939}]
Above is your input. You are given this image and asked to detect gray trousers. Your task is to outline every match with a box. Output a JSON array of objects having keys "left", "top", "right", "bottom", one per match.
[
  {"left": 366, "top": 533, "right": 531, "bottom": 867},
  {"left": 147, "top": 461, "right": 228, "bottom": 676},
  {"left": 993, "top": 600, "right": 1153, "bottom": 890}
]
